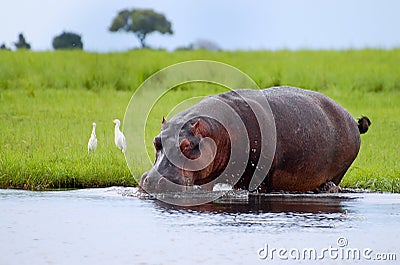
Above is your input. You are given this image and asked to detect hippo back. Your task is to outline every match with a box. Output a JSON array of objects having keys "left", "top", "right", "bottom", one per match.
[{"left": 260, "top": 86, "right": 360, "bottom": 191}]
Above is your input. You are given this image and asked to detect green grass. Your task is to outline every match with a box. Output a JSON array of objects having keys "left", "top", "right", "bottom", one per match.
[
  {"left": 0, "top": 49, "right": 399, "bottom": 191},
  {"left": 0, "top": 89, "right": 134, "bottom": 189}
]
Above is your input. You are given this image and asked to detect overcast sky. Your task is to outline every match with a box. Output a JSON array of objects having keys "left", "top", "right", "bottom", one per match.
[{"left": 1, "top": 0, "right": 399, "bottom": 52}]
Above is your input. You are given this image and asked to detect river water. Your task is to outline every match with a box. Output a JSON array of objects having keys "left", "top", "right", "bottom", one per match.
[{"left": 1, "top": 187, "right": 399, "bottom": 264}]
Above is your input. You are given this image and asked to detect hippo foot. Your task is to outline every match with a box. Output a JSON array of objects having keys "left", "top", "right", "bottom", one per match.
[{"left": 314, "top": 181, "right": 342, "bottom": 193}]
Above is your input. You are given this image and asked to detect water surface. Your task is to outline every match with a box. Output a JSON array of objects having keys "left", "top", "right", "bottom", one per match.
[{"left": 1, "top": 188, "right": 399, "bottom": 264}]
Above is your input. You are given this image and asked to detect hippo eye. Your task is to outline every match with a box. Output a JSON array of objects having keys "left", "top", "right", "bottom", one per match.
[
  {"left": 192, "top": 140, "right": 200, "bottom": 152},
  {"left": 180, "top": 138, "right": 192, "bottom": 152},
  {"left": 153, "top": 137, "right": 162, "bottom": 151}
]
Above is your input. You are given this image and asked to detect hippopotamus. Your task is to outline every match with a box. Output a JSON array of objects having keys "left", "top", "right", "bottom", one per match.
[{"left": 140, "top": 86, "right": 370, "bottom": 193}]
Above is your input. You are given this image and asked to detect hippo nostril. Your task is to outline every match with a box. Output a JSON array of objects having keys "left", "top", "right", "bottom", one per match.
[
  {"left": 157, "top": 178, "right": 166, "bottom": 186},
  {"left": 144, "top": 177, "right": 149, "bottom": 184},
  {"left": 156, "top": 178, "right": 168, "bottom": 192}
]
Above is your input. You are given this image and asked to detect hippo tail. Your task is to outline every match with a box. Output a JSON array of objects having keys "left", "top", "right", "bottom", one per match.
[{"left": 358, "top": 116, "right": 371, "bottom": 134}]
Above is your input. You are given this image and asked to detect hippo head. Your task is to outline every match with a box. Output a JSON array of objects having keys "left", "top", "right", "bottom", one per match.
[{"left": 140, "top": 116, "right": 230, "bottom": 193}]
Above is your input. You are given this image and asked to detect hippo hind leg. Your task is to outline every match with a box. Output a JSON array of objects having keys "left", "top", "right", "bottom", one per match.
[
  {"left": 330, "top": 167, "right": 350, "bottom": 186},
  {"left": 314, "top": 181, "right": 341, "bottom": 193},
  {"left": 315, "top": 168, "right": 350, "bottom": 193}
]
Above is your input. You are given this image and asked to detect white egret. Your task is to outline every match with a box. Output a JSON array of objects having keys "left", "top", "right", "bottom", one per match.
[
  {"left": 113, "top": 119, "right": 127, "bottom": 153},
  {"left": 87, "top": 122, "right": 97, "bottom": 154}
]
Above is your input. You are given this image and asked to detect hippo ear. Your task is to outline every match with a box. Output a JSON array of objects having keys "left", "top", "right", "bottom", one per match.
[
  {"left": 191, "top": 118, "right": 206, "bottom": 137},
  {"left": 162, "top": 116, "right": 167, "bottom": 125}
]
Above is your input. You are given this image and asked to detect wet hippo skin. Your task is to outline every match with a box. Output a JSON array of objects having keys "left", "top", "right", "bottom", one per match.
[{"left": 140, "top": 86, "right": 370, "bottom": 193}]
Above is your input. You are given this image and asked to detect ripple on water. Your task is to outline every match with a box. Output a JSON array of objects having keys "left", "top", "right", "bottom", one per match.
[
  {"left": 1, "top": 188, "right": 399, "bottom": 265},
  {"left": 141, "top": 190, "right": 362, "bottom": 233}
]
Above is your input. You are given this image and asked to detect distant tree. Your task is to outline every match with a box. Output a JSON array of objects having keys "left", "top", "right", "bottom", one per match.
[
  {"left": 175, "top": 44, "right": 194, "bottom": 51},
  {"left": 109, "top": 9, "right": 173, "bottom": 48},
  {"left": 0, "top": 43, "right": 11, "bottom": 50},
  {"left": 14, "top": 33, "right": 31, "bottom": 50},
  {"left": 52, "top": 32, "right": 83, "bottom": 50},
  {"left": 192, "top": 39, "right": 221, "bottom": 51}
]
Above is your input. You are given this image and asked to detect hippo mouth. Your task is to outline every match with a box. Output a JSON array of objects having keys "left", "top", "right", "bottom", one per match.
[
  {"left": 163, "top": 174, "right": 195, "bottom": 189},
  {"left": 140, "top": 171, "right": 197, "bottom": 194},
  {"left": 157, "top": 175, "right": 193, "bottom": 186}
]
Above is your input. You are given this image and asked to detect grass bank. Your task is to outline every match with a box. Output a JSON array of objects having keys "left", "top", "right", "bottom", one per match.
[{"left": 0, "top": 49, "right": 399, "bottom": 191}]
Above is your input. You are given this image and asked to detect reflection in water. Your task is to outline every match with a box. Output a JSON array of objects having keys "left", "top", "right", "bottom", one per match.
[
  {"left": 1, "top": 188, "right": 399, "bottom": 265},
  {"left": 151, "top": 192, "right": 357, "bottom": 231},
  {"left": 153, "top": 193, "right": 355, "bottom": 214}
]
